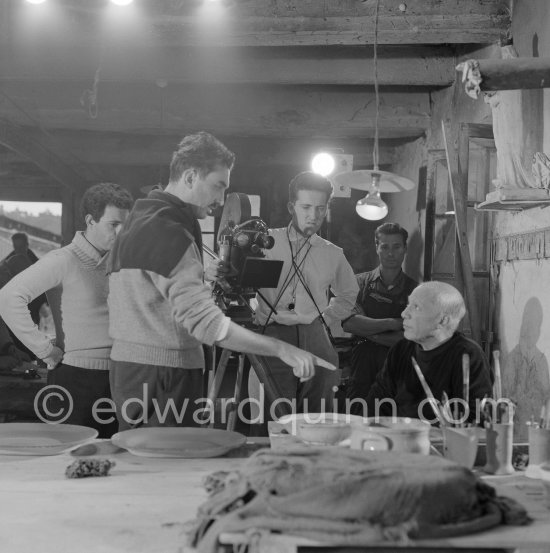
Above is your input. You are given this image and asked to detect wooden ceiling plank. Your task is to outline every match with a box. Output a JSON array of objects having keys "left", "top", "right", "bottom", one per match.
[
  {"left": 1, "top": 0, "right": 511, "bottom": 47},
  {"left": 0, "top": 83, "right": 430, "bottom": 139},
  {"left": 14, "top": 131, "right": 396, "bottom": 168},
  {"left": 0, "top": 46, "right": 455, "bottom": 87}
]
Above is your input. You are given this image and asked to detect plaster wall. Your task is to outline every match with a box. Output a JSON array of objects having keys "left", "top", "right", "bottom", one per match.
[
  {"left": 386, "top": 1, "right": 550, "bottom": 437},
  {"left": 492, "top": 0, "right": 550, "bottom": 439}
]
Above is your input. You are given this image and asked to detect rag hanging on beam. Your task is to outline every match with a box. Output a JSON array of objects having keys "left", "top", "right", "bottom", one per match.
[{"left": 456, "top": 57, "right": 550, "bottom": 99}]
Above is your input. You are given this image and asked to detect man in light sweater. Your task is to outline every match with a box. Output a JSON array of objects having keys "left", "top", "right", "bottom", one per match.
[
  {"left": 249, "top": 171, "right": 359, "bottom": 419},
  {"left": 107, "top": 132, "right": 336, "bottom": 430},
  {"left": 0, "top": 183, "right": 133, "bottom": 437}
]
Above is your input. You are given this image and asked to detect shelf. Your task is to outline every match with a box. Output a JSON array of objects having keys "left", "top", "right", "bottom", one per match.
[
  {"left": 475, "top": 188, "right": 550, "bottom": 211},
  {"left": 475, "top": 199, "right": 550, "bottom": 211}
]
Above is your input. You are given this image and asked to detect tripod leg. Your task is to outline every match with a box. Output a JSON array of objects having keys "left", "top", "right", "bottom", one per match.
[
  {"left": 227, "top": 353, "right": 246, "bottom": 431},
  {"left": 248, "top": 354, "right": 293, "bottom": 418},
  {"left": 201, "top": 348, "right": 232, "bottom": 426}
]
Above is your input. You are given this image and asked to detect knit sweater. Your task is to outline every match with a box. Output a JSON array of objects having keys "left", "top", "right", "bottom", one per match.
[
  {"left": 365, "top": 332, "right": 493, "bottom": 422},
  {"left": 107, "top": 190, "right": 229, "bottom": 369},
  {"left": 0, "top": 232, "right": 113, "bottom": 371}
]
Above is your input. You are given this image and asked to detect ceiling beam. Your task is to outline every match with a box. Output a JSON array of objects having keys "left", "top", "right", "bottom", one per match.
[
  {"left": 0, "top": 118, "right": 95, "bottom": 190},
  {"left": 6, "top": 131, "right": 399, "bottom": 168},
  {"left": 0, "top": 83, "right": 430, "bottom": 139},
  {"left": 45, "top": 0, "right": 511, "bottom": 46},
  {"left": 0, "top": 46, "right": 456, "bottom": 87}
]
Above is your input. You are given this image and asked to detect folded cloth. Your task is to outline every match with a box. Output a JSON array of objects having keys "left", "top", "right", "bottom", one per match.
[{"left": 186, "top": 448, "right": 531, "bottom": 553}]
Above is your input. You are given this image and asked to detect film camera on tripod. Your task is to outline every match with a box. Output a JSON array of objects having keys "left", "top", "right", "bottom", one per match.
[{"left": 207, "top": 193, "right": 283, "bottom": 325}]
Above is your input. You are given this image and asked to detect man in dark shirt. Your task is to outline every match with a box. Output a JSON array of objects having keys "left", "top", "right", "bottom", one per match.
[
  {"left": 343, "top": 223, "right": 418, "bottom": 403},
  {"left": 362, "top": 281, "right": 493, "bottom": 423}
]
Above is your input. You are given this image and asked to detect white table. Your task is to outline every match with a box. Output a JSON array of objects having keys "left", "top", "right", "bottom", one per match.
[{"left": 0, "top": 440, "right": 549, "bottom": 553}]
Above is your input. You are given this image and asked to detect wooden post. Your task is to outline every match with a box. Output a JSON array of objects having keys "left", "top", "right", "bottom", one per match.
[{"left": 441, "top": 121, "right": 481, "bottom": 345}]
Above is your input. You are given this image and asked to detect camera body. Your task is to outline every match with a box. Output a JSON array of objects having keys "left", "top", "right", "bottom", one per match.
[
  {"left": 217, "top": 218, "right": 278, "bottom": 294},
  {"left": 213, "top": 193, "right": 283, "bottom": 323},
  {"left": 219, "top": 218, "right": 272, "bottom": 272}
]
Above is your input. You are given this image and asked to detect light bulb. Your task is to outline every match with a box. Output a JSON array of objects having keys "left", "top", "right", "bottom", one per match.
[
  {"left": 110, "top": 0, "right": 134, "bottom": 5},
  {"left": 356, "top": 190, "right": 388, "bottom": 220},
  {"left": 311, "top": 153, "right": 336, "bottom": 177},
  {"left": 25, "top": 0, "right": 47, "bottom": 4}
]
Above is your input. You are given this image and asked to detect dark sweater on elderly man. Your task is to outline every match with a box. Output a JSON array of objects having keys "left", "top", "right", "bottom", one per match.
[{"left": 363, "top": 332, "right": 493, "bottom": 423}]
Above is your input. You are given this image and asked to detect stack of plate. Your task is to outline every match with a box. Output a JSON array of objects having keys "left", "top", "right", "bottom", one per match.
[{"left": 0, "top": 423, "right": 98, "bottom": 456}]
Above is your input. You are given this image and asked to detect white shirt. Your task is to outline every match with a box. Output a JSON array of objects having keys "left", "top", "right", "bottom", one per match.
[{"left": 254, "top": 225, "right": 359, "bottom": 326}]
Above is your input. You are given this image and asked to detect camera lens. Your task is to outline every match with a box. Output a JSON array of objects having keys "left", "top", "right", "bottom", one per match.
[{"left": 262, "top": 235, "right": 275, "bottom": 249}]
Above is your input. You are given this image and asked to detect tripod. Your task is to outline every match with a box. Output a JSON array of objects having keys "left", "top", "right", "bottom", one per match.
[{"left": 202, "top": 346, "right": 292, "bottom": 431}]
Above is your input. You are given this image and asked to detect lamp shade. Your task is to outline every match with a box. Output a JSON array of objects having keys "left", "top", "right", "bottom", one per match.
[{"left": 332, "top": 169, "right": 415, "bottom": 193}]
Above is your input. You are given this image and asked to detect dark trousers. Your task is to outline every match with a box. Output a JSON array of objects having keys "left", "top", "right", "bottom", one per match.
[
  {"left": 109, "top": 361, "right": 204, "bottom": 431},
  {"left": 347, "top": 341, "right": 390, "bottom": 415},
  {"left": 248, "top": 319, "right": 340, "bottom": 422},
  {"left": 47, "top": 364, "right": 118, "bottom": 439}
]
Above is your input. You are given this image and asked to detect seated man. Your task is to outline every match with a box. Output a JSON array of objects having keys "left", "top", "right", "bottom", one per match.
[{"left": 358, "top": 281, "right": 492, "bottom": 423}]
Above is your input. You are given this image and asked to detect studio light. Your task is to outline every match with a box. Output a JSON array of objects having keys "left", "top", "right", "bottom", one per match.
[
  {"left": 110, "top": 0, "right": 134, "bottom": 6},
  {"left": 25, "top": 0, "right": 47, "bottom": 4},
  {"left": 311, "top": 152, "right": 336, "bottom": 177}
]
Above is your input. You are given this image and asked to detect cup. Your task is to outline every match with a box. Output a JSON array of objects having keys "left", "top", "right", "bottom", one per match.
[
  {"left": 443, "top": 427, "right": 480, "bottom": 469},
  {"left": 526, "top": 426, "right": 550, "bottom": 478},
  {"left": 350, "top": 417, "right": 431, "bottom": 455},
  {"left": 349, "top": 428, "right": 390, "bottom": 451},
  {"left": 484, "top": 422, "right": 515, "bottom": 475}
]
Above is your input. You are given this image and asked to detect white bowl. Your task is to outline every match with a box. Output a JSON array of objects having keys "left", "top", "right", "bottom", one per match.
[{"left": 296, "top": 421, "right": 352, "bottom": 445}]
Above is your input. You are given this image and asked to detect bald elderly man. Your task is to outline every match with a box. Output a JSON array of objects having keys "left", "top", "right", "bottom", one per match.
[{"left": 357, "top": 281, "right": 493, "bottom": 423}]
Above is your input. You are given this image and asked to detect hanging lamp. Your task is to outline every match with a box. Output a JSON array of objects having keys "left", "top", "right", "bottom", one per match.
[{"left": 332, "top": 0, "right": 415, "bottom": 220}]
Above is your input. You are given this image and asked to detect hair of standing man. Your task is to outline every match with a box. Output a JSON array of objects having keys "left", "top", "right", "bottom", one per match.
[
  {"left": 374, "top": 222, "right": 409, "bottom": 247},
  {"left": 169, "top": 131, "right": 236, "bottom": 183},
  {"left": 288, "top": 171, "right": 333, "bottom": 204},
  {"left": 80, "top": 182, "right": 134, "bottom": 223},
  {"left": 11, "top": 232, "right": 29, "bottom": 246}
]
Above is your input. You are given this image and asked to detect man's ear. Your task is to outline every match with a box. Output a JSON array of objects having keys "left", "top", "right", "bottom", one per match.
[
  {"left": 287, "top": 201, "right": 295, "bottom": 216},
  {"left": 84, "top": 214, "right": 94, "bottom": 228},
  {"left": 183, "top": 168, "right": 196, "bottom": 189},
  {"left": 438, "top": 314, "right": 450, "bottom": 328}
]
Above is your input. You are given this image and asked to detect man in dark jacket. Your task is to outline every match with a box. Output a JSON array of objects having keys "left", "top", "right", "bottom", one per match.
[{"left": 359, "top": 281, "right": 492, "bottom": 423}]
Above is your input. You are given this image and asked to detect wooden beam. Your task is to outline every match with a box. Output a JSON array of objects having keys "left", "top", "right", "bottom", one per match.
[
  {"left": 0, "top": 83, "right": 430, "bottom": 139},
  {"left": 49, "top": 0, "right": 510, "bottom": 46},
  {"left": 442, "top": 121, "right": 481, "bottom": 345},
  {"left": 0, "top": 118, "right": 94, "bottom": 190},
  {"left": 462, "top": 57, "right": 550, "bottom": 91},
  {"left": 0, "top": 46, "right": 456, "bottom": 87},
  {"left": 14, "top": 131, "right": 398, "bottom": 168}
]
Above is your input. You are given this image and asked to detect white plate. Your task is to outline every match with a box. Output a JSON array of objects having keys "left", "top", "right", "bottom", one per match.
[
  {"left": 111, "top": 427, "right": 247, "bottom": 458},
  {"left": 0, "top": 423, "right": 98, "bottom": 456},
  {"left": 277, "top": 413, "right": 365, "bottom": 435}
]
